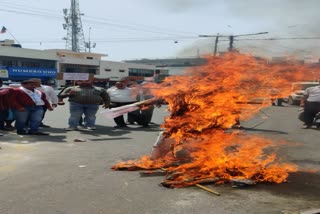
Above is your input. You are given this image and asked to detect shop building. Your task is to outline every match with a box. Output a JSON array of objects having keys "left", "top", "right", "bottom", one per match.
[{"left": 0, "top": 42, "right": 58, "bottom": 84}]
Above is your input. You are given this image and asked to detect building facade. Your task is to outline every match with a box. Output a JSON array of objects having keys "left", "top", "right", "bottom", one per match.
[
  {"left": 125, "top": 57, "right": 207, "bottom": 76},
  {"left": 97, "top": 60, "right": 156, "bottom": 83},
  {"left": 0, "top": 44, "right": 160, "bottom": 88},
  {"left": 0, "top": 45, "right": 58, "bottom": 84}
]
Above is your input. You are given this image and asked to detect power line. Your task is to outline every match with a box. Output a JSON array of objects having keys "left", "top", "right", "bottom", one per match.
[
  {"left": 0, "top": 8, "right": 61, "bottom": 19},
  {"left": 19, "top": 35, "right": 320, "bottom": 44},
  {"left": 83, "top": 15, "right": 198, "bottom": 36},
  {"left": 0, "top": 2, "right": 62, "bottom": 16},
  {"left": 236, "top": 37, "right": 320, "bottom": 41},
  {"left": 199, "top": 32, "right": 269, "bottom": 53},
  {"left": 0, "top": 3, "right": 198, "bottom": 37}
]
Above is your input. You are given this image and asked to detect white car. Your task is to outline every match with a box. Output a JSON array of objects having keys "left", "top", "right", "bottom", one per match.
[
  {"left": 287, "top": 82, "right": 320, "bottom": 105},
  {"left": 287, "top": 90, "right": 305, "bottom": 105}
]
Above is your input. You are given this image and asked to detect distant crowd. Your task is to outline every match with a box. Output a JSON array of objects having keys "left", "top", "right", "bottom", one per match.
[
  {"left": 1, "top": 77, "right": 320, "bottom": 137},
  {"left": 0, "top": 78, "right": 156, "bottom": 136}
]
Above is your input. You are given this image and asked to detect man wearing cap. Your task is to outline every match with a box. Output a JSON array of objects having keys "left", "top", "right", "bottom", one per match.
[{"left": 11, "top": 79, "right": 53, "bottom": 135}]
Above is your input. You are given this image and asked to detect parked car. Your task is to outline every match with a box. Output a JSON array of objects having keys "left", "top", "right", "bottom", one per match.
[{"left": 287, "top": 82, "right": 320, "bottom": 105}]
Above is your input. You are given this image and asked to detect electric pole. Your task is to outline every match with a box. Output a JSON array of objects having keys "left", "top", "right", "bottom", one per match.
[
  {"left": 214, "top": 33, "right": 219, "bottom": 56},
  {"left": 228, "top": 35, "right": 234, "bottom": 51},
  {"left": 228, "top": 32, "right": 268, "bottom": 51},
  {"left": 62, "top": 0, "right": 86, "bottom": 52},
  {"left": 199, "top": 33, "right": 219, "bottom": 56},
  {"left": 199, "top": 32, "right": 268, "bottom": 54}
]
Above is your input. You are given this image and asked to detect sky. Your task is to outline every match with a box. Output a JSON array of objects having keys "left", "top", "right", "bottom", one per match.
[{"left": 0, "top": 0, "right": 320, "bottom": 61}]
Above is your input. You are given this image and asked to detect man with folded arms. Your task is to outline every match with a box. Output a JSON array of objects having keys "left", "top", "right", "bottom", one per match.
[{"left": 11, "top": 79, "right": 53, "bottom": 135}]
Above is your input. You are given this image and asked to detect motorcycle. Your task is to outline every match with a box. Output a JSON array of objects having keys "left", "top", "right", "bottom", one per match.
[
  {"left": 271, "top": 98, "right": 284, "bottom": 106},
  {"left": 298, "top": 108, "right": 320, "bottom": 128}
]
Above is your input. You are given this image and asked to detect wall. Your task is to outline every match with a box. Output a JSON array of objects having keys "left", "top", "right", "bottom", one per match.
[{"left": 97, "top": 60, "right": 156, "bottom": 82}]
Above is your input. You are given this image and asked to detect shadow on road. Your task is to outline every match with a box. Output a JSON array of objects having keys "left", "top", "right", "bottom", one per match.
[
  {"left": 255, "top": 172, "right": 320, "bottom": 200},
  {"left": 232, "top": 126, "right": 288, "bottom": 135},
  {"left": 0, "top": 132, "right": 68, "bottom": 144}
]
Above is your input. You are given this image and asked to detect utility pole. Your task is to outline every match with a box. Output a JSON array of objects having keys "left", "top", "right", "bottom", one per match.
[
  {"left": 228, "top": 35, "right": 234, "bottom": 51},
  {"left": 228, "top": 32, "right": 268, "bottom": 51},
  {"left": 62, "top": 0, "right": 86, "bottom": 52},
  {"left": 214, "top": 33, "right": 219, "bottom": 56},
  {"left": 199, "top": 32, "right": 268, "bottom": 54},
  {"left": 199, "top": 33, "right": 220, "bottom": 56}
]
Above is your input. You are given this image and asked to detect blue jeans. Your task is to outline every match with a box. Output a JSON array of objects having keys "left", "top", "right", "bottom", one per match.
[
  {"left": 14, "top": 106, "right": 44, "bottom": 133},
  {"left": 68, "top": 102, "right": 99, "bottom": 128}
]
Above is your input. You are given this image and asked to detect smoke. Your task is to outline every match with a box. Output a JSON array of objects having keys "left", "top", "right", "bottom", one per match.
[
  {"left": 226, "top": 0, "right": 320, "bottom": 34},
  {"left": 177, "top": 0, "right": 320, "bottom": 59},
  {"left": 139, "top": 0, "right": 213, "bottom": 12}
]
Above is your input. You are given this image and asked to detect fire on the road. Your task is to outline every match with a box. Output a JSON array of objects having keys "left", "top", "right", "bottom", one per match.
[{"left": 112, "top": 52, "right": 319, "bottom": 188}]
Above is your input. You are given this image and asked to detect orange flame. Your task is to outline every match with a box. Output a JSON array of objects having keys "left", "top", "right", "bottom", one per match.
[{"left": 112, "top": 52, "right": 319, "bottom": 187}]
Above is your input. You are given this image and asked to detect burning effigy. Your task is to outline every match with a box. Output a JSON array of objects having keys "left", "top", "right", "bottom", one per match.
[{"left": 111, "top": 52, "right": 318, "bottom": 188}]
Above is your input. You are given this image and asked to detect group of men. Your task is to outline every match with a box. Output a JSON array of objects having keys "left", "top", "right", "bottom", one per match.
[
  {"left": 0, "top": 78, "right": 155, "bottom": 136},
  {"left": 0, "top": 78, "right": 58, "bottom": 135}
]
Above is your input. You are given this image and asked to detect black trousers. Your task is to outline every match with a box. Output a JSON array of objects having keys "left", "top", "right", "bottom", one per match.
[
  {"left": 111, "top": 102, "right": 135, "bottom": 126},
  {"left": 304, "top": 101, "right": 320, "bottom": 126},
  {"left": 129, "top": 106, "right": 154, "bottom": 127},
  {"left": 0, "top": 109, "right": 9, "bottom": 129}
]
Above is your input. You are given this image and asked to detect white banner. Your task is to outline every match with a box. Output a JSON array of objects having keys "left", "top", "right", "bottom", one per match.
[
  {"left": 100, "top": 105, "right": 139, "bottom": 119},
  {"left": 63, "top": 73, "right": 89, "bottom": 80}
]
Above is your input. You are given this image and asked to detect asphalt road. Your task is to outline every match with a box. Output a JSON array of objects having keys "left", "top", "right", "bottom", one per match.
[{"left": 0, "top": 103, "right": 319, "bottom": 214}]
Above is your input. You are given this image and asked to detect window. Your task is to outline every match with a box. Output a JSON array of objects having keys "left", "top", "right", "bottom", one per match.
[
  {"left": 86, "top": 57, "right": 93, "bottom": 59},
  {"left": 119, "top": 69, "right": 125, "bottom": 72},
  {"left": 128, "top": 68, "right": 154, "bottom": 77},
  {"left": 104, "top": 69, "right": 111, "bottom": 72}
]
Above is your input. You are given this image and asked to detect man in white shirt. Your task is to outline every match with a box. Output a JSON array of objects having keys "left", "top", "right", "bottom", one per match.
[
  {"left": 301, "top": 85, "right": 320, "bottom": 128},
  {"left": 31, "top": 79, "right": 58, "bottom": 128},
  {"left": 107, "top": 81, "right": 137, "bottom": 128}
]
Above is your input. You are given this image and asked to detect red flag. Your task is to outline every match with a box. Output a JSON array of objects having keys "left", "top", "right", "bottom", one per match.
[{"left": 0, "top": 26, "right": 7, "bottom": 34}]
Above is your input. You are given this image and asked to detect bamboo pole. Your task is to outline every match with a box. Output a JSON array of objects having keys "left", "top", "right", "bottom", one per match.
[
  {"left": 194, "top": 183, "right": 220, "bottom": 196},
  {"left": 160, "top": 168, "right": 220, "bottom": 196}
]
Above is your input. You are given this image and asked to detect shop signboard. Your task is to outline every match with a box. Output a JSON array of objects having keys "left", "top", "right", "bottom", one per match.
[
  {"left": 0, "top": 66, "right": 9, "bottom": 78},
  {"left": 7, "top": 67, "right": 57, "bottom": 77}
]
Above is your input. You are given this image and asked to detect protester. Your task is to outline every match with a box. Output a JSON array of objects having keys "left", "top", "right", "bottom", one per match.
[
  {"left": 29, "top": 78, "right": 59, "bottom": 128},
  {"left": 11, "top": 79, "right": 53, "bottom": 135},
  {"left": 128, "top": 80, "right": 156, "bottom": 127},
  {"left": 301, "top": 84, "right": 320, "bottom": 128},
  {"left": 0, "top": 79, "right": 16, "bottom": 135},
  {"left": 59, "top": 79, "right": 110, "bottom": 131},
  {"left": 57, "top": 82, "right": 85, "bottom": 126},
  {"left": 107, "top": 81, "right": 137, "bottom": 128},
  {"left": 0, "top": 79, "right": 8, "bottom": 131}
]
